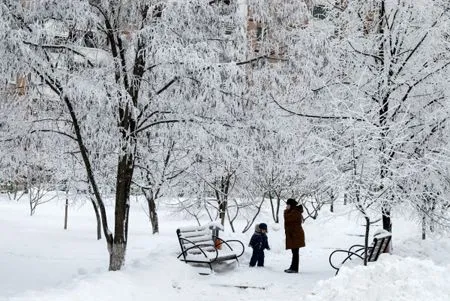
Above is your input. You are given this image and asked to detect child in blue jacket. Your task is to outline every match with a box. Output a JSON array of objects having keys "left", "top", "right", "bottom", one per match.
[{"left": 249, "top": 223, "right": 270, "bottom": 267}]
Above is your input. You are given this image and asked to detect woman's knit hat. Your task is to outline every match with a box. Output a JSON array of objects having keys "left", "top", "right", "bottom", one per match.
[{"left": 286, "top": 198, "right": 298, "bottom": 206}]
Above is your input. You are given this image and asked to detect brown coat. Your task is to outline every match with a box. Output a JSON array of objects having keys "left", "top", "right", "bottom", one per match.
[{"left": 284, "top": 208, "right": 305, "bottom": 249}]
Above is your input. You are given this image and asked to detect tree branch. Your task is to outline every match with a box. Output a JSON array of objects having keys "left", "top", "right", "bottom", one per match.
[
  {"left": 30, "top": 129, "right": 77, "bottom": 141},
  {"left": 271, "top": 94, "right": 365, "bottom": 122},
  {"left": 135, "top": 119, "right": 185, "bottom": 134},
  {"left": 156, "top": 77, "right": 179, "bottom": 95},
  {"left": 23, "top": 41, "right": 95, "bottom": 67},
  {"left": 348, "top": 41, "right": 383, "bottom": 64},
  {"left": 394, "top": 17, "right": 441, "bottom": 77}
]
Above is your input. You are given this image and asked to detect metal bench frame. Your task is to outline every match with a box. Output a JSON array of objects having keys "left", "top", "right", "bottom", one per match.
[
  {"left": 176, "top": 225, "right": 245, "bottom": 271},
  {"left": 329, "top": 233, "right": 392, "bottom": 275}
]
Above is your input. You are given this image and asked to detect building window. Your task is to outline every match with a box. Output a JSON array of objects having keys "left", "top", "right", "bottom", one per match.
[
  {"left": 313, "top": 5, "right": 327, "bottom": 20},
  {"left": 256, "top": 25, "right": 266, "bottom": 41}
]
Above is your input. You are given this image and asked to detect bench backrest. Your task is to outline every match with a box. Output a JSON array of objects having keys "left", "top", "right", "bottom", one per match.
[
  {"left": 367, "top": 233, "right": 391, "bottom": 262},
  {"left": 176, "top": 225, "right": 215, "bottom": 260}
]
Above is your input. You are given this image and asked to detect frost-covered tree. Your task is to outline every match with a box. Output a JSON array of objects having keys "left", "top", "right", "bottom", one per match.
[
  {"left": 0, "top": 0, "right": 247, "bottom": 270},
  {"left": 325, "top": 0, "right": 450, "bottom": 233},
  {"left": 247, "top": 0, "right": 450, "bottom": 237}
]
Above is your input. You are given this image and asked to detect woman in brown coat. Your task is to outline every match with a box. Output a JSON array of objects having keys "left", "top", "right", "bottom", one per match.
[{"left": 284, "top": 198, "right": 305, "bottom": 273}]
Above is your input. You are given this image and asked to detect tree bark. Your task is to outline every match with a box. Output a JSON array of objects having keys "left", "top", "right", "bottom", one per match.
[
  {"left": 382, "top": 207, "right": 392, "bottom": 232},
  {"left": 363, "top": 215, "right": 370, "bottom": 266},
  {"left": 421, "top": 213, "right": 426, "bottom": 240},
  {"left": 219, "top": 198, "right": 228, "bottom": 226},
  {"left": 377, "top": 0, "right": 393, "bottom": 235},
  {"left": 142, "top": 189, "right": 159, "bottom": 234},
  {"left": 275, "top": 195, "right": 280, "bottom": 223},
  {"left": 64, "top": 195, "right": 69, "bottom": 230},
  {"left": 227, "top": 207, "right": 236, "bottom": 233},
  {"left": 329, "top": 190, "right": 335, "bottom": 213},
  {"left": 217, "top": 174, "right": 232, "bottom": 227},
  {"left": 149, "top": 199, "right": 159, "bottom": 234},
  {"left": 269, "top": 192, "right": 281, "bottom": 223},
  {"left": 91, "top": 198, "right": 102, "bottom": 240},
  {"left": 226, "top": 199, "right": 239, "bottom": 233},
  {"left": 269, "top": 193, "right": 276, "bottom": 222},
  {"left": 109, "top": 152, "right": 134, "bottom": 271},
  {"left": 109, "top": 242, "right": 127, "bottom": 271}
]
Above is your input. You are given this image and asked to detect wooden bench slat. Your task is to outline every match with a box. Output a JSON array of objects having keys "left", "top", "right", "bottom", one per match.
[
  {"left": 179, "top": 229, "right": 212, "bottom": 238},
  {"left": 368, "top": 236, "right": 391, "bottom": 262},
  {"left": 180, "top": 234, "right": 213, "bottom": 244},
  {"left": 187, "top": 246, "right": 216, "bottom": 254},
  {"left": 184, "top": 252, "right": 238, "bottom": 262},
  {"left": 183, "top": 243, "right": 215, "bottom": 250},
  {"left": 176, "top": 225, "right": 244, "bottom": 272}
]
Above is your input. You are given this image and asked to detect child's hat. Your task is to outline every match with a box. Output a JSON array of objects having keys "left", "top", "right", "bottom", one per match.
[{"left": 259, "top": 223, "right": 268, "bottom": 231}]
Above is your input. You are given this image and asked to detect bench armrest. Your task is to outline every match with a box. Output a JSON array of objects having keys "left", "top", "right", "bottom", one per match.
[
  {"left": 177, "top": 237, "right": 219, "bottom": 261},
  {"left": 329, "top": 249, "right": 365, "bottom": 275},
  {"left": 213, "top": 236, "right": 245, "bottom": 258},
  {"left": 348, "top": 244, "right": 365, "bottom": 253}
]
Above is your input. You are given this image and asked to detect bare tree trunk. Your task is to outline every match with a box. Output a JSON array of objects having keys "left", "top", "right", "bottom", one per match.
[
  {"left": 149, "top": 199, "right": 159, "bottom": 234},
  {"left": 219, "top": 199, "right": 228, "bottom": 226},
  {"left": 64, "top": 193, "right": 69, "bottom": 230},
  {"left": 329, "top": 190, "right": 335, "bottom": 213},
  {"left": 275, "top": 195, "right": 281, "bottom": 222},
  {"left": 142, "top": 189, "right": 159, "bottom": 234},
  {"left": 227, "top": 207, "right": 236, "bottom": 233},
  {"left": 376, "top": 0, "right": 393, "bottom": 236},
  {"left": 226, "top": 199, "right": 239, "bottom": 233},
  {"left": 382, "top": 207, "right": 392, "bottom": 232},
  {"left": 217, "top": 174, "right": 232, "bottom": 227},
  {"left": 29, "top": 192, "right": 34, "bottom": 216},
  {"left": 109, "top": 152, "right": 134, "bottom": 271},
  {"left": 429, "top": 200, "right": 436, "bottom": 233},
  {"left": 109, "top": 242, "right": 127, "bottom": 271},
  {"left": 269, "top": 192, "right": 281, "bottom": 223},
  {"left": 90, "top": 198, "right": 102, "bottom": 240},
  {"left": 269, "top": 193, "right": 276, "bottom": 223},
  {"left": 422, "top": 213, "right": 426, "bottom": 240},
  {"left": 363, "top": 215, "right": 370, "bottom": 266}
]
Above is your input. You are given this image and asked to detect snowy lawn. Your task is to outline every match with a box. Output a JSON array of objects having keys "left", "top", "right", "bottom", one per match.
[{"left": 1, "top": 196, "right": 449, "bottom": 301}]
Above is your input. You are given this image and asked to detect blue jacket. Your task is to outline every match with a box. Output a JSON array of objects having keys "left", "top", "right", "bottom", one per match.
[{"left": 249, "top": 231, "right": 270, "bottom": 251}]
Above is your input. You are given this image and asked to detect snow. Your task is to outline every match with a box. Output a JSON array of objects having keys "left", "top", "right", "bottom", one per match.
[
  {"left": 307, "top": 256, "right": 450, "bottom": 301},
  {"left": 373, "top": 228, "right": 392, "bottom": 238},
  {"left": 1, "top": 196, "right": 449, "bottom": 301},
  {"left": 178, "top": 221, "right": 224, "bottom": 232}
]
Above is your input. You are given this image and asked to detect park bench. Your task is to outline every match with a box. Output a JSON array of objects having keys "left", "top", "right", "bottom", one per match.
[
  {"left": 328, "top": 230, "right": 392, "bottom": 275},
  {"left": 176, "top": 223, "right": 245, "bottom": 273}
]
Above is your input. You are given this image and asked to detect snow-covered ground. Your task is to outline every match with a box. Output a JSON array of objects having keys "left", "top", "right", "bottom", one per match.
[{"left": 1, "top": 195, "right": 449, "bottom": 301}]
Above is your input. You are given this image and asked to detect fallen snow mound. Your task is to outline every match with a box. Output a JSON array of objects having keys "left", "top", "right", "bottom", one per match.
[{"left": 307, "top": 254, "right": 450, "bottom": 301}]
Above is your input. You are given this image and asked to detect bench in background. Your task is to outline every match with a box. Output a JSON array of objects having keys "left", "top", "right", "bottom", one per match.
[
  {"left": 329, "top": 230, "right": 392, "bottom": 275},
  {"left": 176, "top": 223, "right": 245, "bottom": 272}
]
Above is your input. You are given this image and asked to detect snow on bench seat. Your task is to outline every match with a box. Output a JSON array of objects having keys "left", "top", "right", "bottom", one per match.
[{"left": 176, "top": 223, "right": 245, "bottom": 272}]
